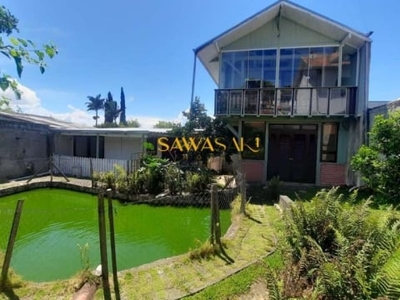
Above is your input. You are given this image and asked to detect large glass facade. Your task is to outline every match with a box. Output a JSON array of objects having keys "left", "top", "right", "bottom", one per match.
[
  {"left": 220, "top": 46, "right": 345, "bottom": 89},
  {"left": 217, "top": 46, "right": 357, "bottom": 117}
]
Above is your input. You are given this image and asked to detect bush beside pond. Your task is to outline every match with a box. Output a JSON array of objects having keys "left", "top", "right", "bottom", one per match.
[{"left": 93, "top": 155, "right": 217, "bottom": 196}]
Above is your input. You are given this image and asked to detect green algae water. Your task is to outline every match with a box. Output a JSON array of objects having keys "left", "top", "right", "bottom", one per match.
[{"left": 0, "top": 188, "right": 231, "bottom": 282}]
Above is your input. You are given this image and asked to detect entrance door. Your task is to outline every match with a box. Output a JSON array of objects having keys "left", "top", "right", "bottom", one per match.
[{"left": 267, "top": 124, "right": 317, "bottom": 183}]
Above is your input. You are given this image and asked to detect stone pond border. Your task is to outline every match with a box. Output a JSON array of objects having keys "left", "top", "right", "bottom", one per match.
[{"left": 0, "top": 179, "right": 238, "bottom": 208}]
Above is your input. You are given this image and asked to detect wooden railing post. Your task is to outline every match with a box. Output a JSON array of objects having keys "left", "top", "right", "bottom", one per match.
[
  {"left": 240, "top": 173, "right": 246, "bottom": 214},
  {"left": 1, "top": 200, "right": 24, "bottom": 289},
  {"left": 213, "top": 184, "right": 221, "bottom": 246},
  {"left": 210, "top": 185, "right": 216, "bottom": 245},
  {"left": 107, "top": 189, "right": 120, "bottom": 300},
  {"left": 97, "top": 193, "right": 111, "bottom": 300}
]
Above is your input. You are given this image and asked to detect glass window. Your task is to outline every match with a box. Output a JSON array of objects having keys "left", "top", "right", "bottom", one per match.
[
  {"left": 74, "top": 136, "right": 104, "bottom": 158},
  {"left": 279, "top": 48, "right": 293, "bottom": 87},
  {"left": 263, "top": 49, "right": 276, "bottom": 87},
  {"left": 246, "top": 50, "right": 263, "bottom": 88},
  {"left": 279, "top": 47, "right": 339, "bottom": 88},
  {"left": 341, "top": 45, "right": 357, "bottom": 86},
  {"left": 220, "top": 52, "right": 234, "bottom": 89},
  {"left": 221, "top": 50, "right": 277, "bottom": 89},
  {"left": 293, "top": 48, "right": 310, "bottom": 87},
  {"left": 233, "top": 51, "right": 248, "bottom": 88},
  {"left": 220, "top": 51, "right": 248, "bottom": 89},
  {"left": 242, "top": 122, "right": 265, "bottom": 160},
  {"left": 321, "top": 123, "right": 338, "bottom": 162},
  {"left": 322, "top": 47, "right": 339, "bottom": 86}
]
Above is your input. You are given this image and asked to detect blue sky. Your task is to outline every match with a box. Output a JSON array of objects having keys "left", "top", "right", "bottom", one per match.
[{"left": 1, "top": 0, "right": 399, "bottom": 127}]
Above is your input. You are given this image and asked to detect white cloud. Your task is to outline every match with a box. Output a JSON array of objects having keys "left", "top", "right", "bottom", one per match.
[
  {"left": 0, "top": 81, "right": 188, "bottom": 128},
  {"left": 1, "top": 82, "right": 96, "bottom": 126},
  {"left": 126, "top": 111, "right": 186, "bottom": 129}
]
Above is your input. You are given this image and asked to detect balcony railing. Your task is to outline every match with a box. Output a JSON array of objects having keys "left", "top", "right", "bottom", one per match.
[{"left": 214, "top": 87, "right": 357, "bottom": 117}]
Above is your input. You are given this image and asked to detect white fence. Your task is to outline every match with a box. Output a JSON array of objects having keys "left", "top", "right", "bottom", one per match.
[{"left": 53, "top": 155, "right": 132, "bottom": 178}]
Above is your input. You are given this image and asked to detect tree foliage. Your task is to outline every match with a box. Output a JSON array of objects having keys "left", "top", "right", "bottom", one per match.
[
  {"left": 85, "top": 94, "right": 104, "bottom": 127},
  {"left": 104, "top": 92, "right": 121, "bottom": 124},
  {"left": 0, "top": 5, "right": 57, "bottom": 100},
  {"left": 125, "top": 118, "right": 140, "bottom": 128},
  {"left": 154, "top": 120, "right": 179, "bottom": 129},
  {"left": 119, "top": 87, "right": 127, "bottom": 126},
  {"left": 171, "top": 96, "right": 235, "bottom": 164},
  {"left": 351, "top": 110, "right": 400, "bottom": 203}
]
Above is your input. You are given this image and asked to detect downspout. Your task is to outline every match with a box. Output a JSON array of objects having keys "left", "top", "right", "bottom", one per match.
[
  {"left": 190, "top": 50, "right": 197, "bottom": 114},
  {"left": 364, "top": 41, "right": 371, "bottom": 144}
]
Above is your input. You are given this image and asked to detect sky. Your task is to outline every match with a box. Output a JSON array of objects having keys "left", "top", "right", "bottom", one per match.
[{"left": 0, "top": 0, "right": 399, "bottom": 128}]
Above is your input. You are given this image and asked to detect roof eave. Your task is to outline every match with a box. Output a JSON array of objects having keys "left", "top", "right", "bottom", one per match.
[{"left": 194, "top": 0, "right": 372, "bottom": 85}]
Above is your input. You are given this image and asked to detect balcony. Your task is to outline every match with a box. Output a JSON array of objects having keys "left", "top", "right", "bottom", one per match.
[{"left": 214, "top": 87, "right": 357, "bottom": 117}]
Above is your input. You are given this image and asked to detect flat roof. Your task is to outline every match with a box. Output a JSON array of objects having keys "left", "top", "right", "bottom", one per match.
[{"left": 0, "top": 112, "right": 172, "bottom": 136}]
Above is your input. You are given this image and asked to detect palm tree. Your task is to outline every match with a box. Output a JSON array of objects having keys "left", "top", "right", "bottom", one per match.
[{"left": 86, "top": 94, "right": 104, "bottom": 127}]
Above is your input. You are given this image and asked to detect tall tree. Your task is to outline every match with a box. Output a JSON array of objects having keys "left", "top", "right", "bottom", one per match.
[
  {"left": 0, "top": 5, "right": 57, "bottom": 105},
  {"left": 104, "top": 91, "right": 120, "bottom": 124},
  {"left": 171, "top": 97, "right": 235, "bottom": 164},
  {"left": 173, "top": 96, "right": 212, "bottom": 136},
  {"left": 85, "top": 94, "right": 104, "bottom": 127},
  {"left": 120, "top": 87, "right": 127, "bottom": 126}
]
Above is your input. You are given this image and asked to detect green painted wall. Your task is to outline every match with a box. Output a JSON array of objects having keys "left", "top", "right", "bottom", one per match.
[{"left": 224, "top": 17, "right": 336, "bottom": 51}]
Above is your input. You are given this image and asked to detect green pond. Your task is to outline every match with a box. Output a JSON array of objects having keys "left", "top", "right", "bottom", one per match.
[{"left": 0, "top": 188, "right": 231, "bottom": 282}]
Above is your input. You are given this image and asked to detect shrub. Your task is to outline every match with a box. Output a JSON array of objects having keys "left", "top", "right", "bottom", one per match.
[
  {"left": 136, "top": 155, "right": 169, "bottom": 195},
  {"left": 351, "top": 110, "right": 400, "bottom": 204},
  {"left": 267, "top": 176, "right": 282, "bottom": 202},
  {"left": 164, "top": 163, "right": 184, "bottom": 195},
  {"left": 114, "top": 164, "right": 129, "bottom": 193},
  {"left": 185, "top": 168, "right": 213, "bottom": 193},
  {"left": 99, "top": 170, "right": 116, "bottom": 189},
  {"left": 92, "top": 171, "right": 101, "bottom": 188},
  {"left": 271, "top": 187, "right": 400, "bottom": 299}
]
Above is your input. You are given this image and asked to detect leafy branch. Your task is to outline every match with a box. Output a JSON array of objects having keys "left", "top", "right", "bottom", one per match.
[{"left": 0, "top": 5, "right": 58, "bottom": 101}]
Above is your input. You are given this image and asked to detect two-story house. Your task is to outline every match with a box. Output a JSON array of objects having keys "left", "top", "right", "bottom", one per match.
[{"left": 194, "top": 0, "right": 371, "bottom": 186}]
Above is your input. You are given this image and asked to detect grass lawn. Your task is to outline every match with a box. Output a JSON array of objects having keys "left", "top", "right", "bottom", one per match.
[{"left": 184, "top": 205, "right": 285, "bottom": 300}]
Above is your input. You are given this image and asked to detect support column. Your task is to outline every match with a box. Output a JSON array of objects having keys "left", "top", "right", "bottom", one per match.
[
  {"left": 96, "top": 134, "right": 99, "bottom": 158},
  {"left": 190, "top": 51, "right": 197, "bottom": 109},
  {"left": 263, "top": 122, "right": 269, "bottom": 182}
]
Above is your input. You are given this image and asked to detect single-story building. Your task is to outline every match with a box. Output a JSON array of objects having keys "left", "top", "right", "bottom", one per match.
[{"left": 0, "top": 111, "right": 169, "bottom": 180}]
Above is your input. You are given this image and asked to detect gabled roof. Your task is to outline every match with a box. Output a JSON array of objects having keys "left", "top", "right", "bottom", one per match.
[{"left": 195, "top": 0, "right": 372, "bottom": 84}]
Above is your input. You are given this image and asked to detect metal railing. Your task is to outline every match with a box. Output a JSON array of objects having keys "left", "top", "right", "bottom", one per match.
[{"left": 215, "top": 87, "right": 357, "bottom": 117}]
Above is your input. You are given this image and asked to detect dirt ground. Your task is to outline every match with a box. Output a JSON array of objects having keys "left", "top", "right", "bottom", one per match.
[{"left": 237, "top": 280, "right": 270, "bottom": 300}]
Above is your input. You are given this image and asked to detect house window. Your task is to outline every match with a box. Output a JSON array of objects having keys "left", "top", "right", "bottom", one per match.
[
  {"left": 220, "top": 50, "right": 277, "bottom": 89},
  {"left": 279, "top": 46, "right": 339, "bottom": 88},
  {"left": 341, "top": 45, "right": 358, "bottom": 86},
  {"left": 242, "top": 122, "right": 265, "bottom": 160},
  {"left": 320, "top": 123, "right": 338, "bottom": 162},
  {"left": 73, "top": 136, "right": 104, "bottom": 158}
]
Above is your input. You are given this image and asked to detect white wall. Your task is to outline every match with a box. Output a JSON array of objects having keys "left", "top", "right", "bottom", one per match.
[{"left": 104, "top": 136, "right": 143, "bottom": 160}]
